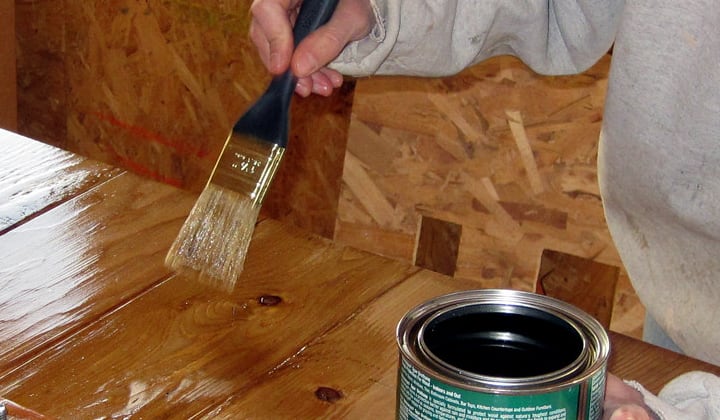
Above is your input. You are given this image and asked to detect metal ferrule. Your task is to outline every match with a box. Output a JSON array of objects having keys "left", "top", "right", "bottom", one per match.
[{"left": 209, "top": 133, "right": 285, "bottom": 207}]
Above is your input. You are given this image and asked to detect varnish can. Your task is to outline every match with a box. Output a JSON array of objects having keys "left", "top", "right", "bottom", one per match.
[{"left": 396, "top": 289, "right": 610, "bottom": 420}]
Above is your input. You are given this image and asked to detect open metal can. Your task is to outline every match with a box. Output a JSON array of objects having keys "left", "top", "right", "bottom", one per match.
[{"left": 396, "top": 289, "right": 610, "bottom": 420}]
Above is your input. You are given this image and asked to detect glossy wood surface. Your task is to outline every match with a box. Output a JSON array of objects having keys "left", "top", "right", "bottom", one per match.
[
  {"left": 0, "top": 133, "right": 122, "bottom": 233},
  {"left": 1, "top": 129, "right": 718, "bottom": 419}
]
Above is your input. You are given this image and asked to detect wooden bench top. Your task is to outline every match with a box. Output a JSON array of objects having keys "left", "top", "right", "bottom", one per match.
[{"left": 1, "top": 129, "right": 718, "bottom": 418}]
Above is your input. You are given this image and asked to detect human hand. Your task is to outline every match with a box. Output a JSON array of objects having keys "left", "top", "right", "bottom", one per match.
[
  {"left": 603, "top": 374, "right": 658, "bottom": 420},
  {"left": 249, "top": 0, "right": 374, "bottom": 97}
]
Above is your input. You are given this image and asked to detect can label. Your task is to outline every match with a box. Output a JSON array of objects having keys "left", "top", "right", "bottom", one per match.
[
  {"left": 398, "top": 358, "right": 603, "bottom": 420},
  {"left": 396, "top": 290, "right": 610, "bottom": 420},
  {"left": 584, "top": 369, "right": 606, "bottom": 419}
]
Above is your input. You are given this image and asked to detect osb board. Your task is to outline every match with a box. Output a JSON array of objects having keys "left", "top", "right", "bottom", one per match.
[
  {"left": 15, "top": 0, "right": 66, "bottom": 143},
  {"left": 0, "top": 0, "right": 16, "bottom": 131},
  {"left": 336, "top": 54, "right": 625, "bottom": 295},
  {"left": 262, "top": 81, "right": 355, "bottom": 238},
  {"left": 16, "top": 0, "right": 353, "bottom": 238},
  {"left": 64, "top": 0, "right": 263, "bottom": 190}
]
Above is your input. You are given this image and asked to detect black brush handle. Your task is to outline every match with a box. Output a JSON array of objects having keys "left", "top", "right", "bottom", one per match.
[
  {"left": 292, "top": 0, "right": 341, "bottom": 47},
  {"left": 233, "top": 0, "right": 340, "bottom": 148}
]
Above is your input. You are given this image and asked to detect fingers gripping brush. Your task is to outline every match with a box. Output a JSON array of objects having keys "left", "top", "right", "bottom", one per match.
[{"left": 166, "top": 0, "right": 340, "bottom": 289}]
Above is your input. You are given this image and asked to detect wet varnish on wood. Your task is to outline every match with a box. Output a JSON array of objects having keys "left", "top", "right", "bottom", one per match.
[{"left": 2, "top": 130, "right": 719, "bottom": 418}]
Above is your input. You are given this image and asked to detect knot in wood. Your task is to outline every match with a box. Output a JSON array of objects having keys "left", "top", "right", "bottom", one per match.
[
  {"left": 314, "top": 387, "right": 343, "bottom": 403},
  {"left": 257, "top": 295, "right": 283, "bottom": 306}
]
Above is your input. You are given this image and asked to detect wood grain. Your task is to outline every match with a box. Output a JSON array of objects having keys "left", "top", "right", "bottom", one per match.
[
  {"left": 0, "top": 218, "right": 417, "bottom": 418},
  {"left": 0, "top": 398, "right": 48, "bottom": 420},
  {"left": 608, "top": 332, "right": 720, "bottom": 394},
  {"left": 0, "top": 129, "right": 122, "bottom": 233},
  {"left": 206, "top": 267, "right": 720, "bottom": 418},
  {"left": 0, "top": 133, "right": 717, "bottom": 418},
  {"left": 0, "top": 171, "right": 196, "bottom": 374},
  {"left": 212, "top": 269, "right": 466, "bottom": 419}
]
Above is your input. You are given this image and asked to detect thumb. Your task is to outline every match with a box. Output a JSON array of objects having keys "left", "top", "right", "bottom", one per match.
[{"left": 291, "top": 0, "right": 373, "bottom": 77}]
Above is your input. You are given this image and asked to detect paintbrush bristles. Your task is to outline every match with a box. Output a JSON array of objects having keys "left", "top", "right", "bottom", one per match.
[
  {"left": 165, "top": 183, "right": 260, "bottom": 290},
  {"left": 166, "top": 134, "right": 285, "bottom": 290}
]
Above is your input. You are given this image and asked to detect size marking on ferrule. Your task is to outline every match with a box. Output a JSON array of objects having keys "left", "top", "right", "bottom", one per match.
[{"left": 232, "top": 153, "right": 263, "bottom": 174}]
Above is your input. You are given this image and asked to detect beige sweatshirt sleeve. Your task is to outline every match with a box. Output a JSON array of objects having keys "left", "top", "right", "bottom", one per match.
[{"left": 331, "top": 0, "right": 624, "bottom": 77}]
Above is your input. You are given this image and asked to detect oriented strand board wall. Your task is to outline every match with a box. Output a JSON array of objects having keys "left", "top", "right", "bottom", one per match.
[
  {"left": 336, "top": 54, "right": 643, "bottom": 337},
  {"left": 16, "top": 0, "right": 353, "bottom": 237},
  {"left": 63, "top": 0, "right": 259, "bottom": 190},
  {"left": 15, "top": 0, "right": 65, "bottom": 142}
]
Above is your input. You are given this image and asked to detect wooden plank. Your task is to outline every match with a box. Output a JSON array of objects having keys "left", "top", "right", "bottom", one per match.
[
  {"left": 608, "top": 332, "right": 720, "bottom": 394},
  {"left": 0, "top": 398, "right": 48, "bottom": 419},
  {"left": 206, "top": 269, "right": 719, "bottom": 418},
  {"left": 0, "top": 172, "right": 196, "bottom": 374},
  {"left": 0, "top": 130, "right": 122, "bottom": 233},
  {"left": 0, "top": 220, "right": 418, "bottom": 418},
  {"left": 199, "top": 269, "right": 468, "bottom": 419},
  {"left": 610, "top": 272, "right": 645, "bottom": 339},
  {"left": 452, "top": 224, "right": 540, "bottom": 291}
]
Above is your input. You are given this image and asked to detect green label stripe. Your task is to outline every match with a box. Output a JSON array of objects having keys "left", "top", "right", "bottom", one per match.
[{"left": 398, "top": 358, "right": 583, "bottom": 420}]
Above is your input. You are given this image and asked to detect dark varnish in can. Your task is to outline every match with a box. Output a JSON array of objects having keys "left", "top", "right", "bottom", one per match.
[{"left": 396, "top": 289, "right": 610, "bottom": 420}]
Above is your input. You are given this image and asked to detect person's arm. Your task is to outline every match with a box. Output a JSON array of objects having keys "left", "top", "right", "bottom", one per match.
[
  {"left": 249, "top": 0, "right": 624, "bottom": 95},
  {"left": 333, "top": 0, "right": 624, "bottom": 78}
]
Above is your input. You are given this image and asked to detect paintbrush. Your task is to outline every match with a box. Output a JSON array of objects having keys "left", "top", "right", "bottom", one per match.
[{"left": 165, "top": 0, "right": 340, "bottom": 290}]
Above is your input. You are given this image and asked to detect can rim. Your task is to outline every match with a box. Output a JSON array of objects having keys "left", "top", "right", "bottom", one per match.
[{"left": 416, "top": 300, "right": 590, "bottom": 386}]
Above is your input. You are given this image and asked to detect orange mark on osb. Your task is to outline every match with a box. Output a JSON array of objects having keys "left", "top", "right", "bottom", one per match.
[
  {"left": 90, "top": 112, "right": 211, "bottom": 159},
  {"left": 106, "top": 147, "right": 184, "bottom": 188}
]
